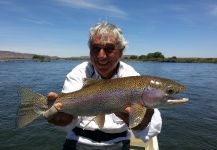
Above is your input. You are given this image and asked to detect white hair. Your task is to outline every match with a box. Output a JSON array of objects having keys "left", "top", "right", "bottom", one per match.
[{"left": 88, "top": 22, "right": 128, "bottom": 49}]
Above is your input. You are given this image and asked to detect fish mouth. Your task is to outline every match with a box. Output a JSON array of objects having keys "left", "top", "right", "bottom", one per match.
[{"left": 166, "top": 98, "right": 189, "bottom": 105}]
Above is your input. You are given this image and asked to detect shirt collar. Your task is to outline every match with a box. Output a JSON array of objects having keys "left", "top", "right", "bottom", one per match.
[{"left": 91, "top": 62, "right": 121, "bottom": 79}]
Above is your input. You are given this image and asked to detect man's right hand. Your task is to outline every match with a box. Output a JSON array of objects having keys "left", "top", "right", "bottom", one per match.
[{"left": 47, "top": 92, "right": 74, "bottom": 126}]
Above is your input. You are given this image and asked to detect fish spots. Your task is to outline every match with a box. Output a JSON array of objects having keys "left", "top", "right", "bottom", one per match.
[{"left": 150, "top": 80, "right": 161, "bottom": 85}]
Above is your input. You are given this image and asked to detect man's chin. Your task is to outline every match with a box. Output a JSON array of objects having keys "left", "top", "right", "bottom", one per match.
[
  {"left": 95, "top": 68, "right": 110, "bottom": 77},
  {"left": 97, "top": 68, "right": 108, "bottom": 74},
  {"left": 96, "top": 63, "right": 109, "bottom": 69}
]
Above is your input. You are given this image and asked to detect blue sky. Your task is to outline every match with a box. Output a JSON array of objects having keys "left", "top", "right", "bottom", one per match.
[{"left": 0, "top": 0, "right": 217, "bottom": 58}]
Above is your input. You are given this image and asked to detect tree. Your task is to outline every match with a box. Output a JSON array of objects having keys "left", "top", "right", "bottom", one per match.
[
  {"left": 147, "top": 52, "right": 164, "bottom": 58},
  {"left": 129, "top": 55, "right": 138, "bottom": 59},
  {"left": 32, "top": 55, "right": 50, "bottom": 62},
  {"left": 139, "top": 55, "right": 147, "bottom": 59}
]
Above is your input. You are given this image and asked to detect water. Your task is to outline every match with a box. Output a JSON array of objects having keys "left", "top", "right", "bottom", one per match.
[{"left": 0, "top": 60, "right": 217, "bottom": 150}]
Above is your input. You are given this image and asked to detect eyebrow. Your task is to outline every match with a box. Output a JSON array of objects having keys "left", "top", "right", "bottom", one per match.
[{"left": 91, "top": 43, "right": 115, "bottom": 47}]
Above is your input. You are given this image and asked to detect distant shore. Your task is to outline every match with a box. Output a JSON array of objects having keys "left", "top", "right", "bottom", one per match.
[
  {"left": 0, "top": 50, "right": 216, "bottom": 63},
  {"left": 1, "top": 57, "right": 217, "bottom": 64},
  {"left": 121, "top": 57, "right": 217, "bottom": 63}
]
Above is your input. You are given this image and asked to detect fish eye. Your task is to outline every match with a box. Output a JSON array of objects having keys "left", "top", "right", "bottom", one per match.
[{"left": 166, "top": 89, "right": 174, "bottom": 94}]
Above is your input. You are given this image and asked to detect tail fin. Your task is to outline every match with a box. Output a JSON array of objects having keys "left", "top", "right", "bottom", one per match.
[{"left": 16, "top": 87, "right": 47, "bottom": 128}]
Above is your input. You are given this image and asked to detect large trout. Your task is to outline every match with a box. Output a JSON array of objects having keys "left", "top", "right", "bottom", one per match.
[{"left": 16, "top": 75, "right": 188, "bottom": 128}]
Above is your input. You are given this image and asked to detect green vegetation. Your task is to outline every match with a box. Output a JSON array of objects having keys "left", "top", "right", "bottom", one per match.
[
  {"left": 64, "top": 57, "right": 89, "bottom": 60},
  {"left": 129, "top": 55, "right": 138, "bottom": 59},
  {"left": 163, "top": 57, "right": 217, "bottom": 63},
  {"left": 32, "top": 55, "right": 51, "bottom": 62},
  {"left": 1, "top": 50, "right": 216, "bottom": 63},
  {"left": 122, "top": 52, "right": 217, "bottom": 63},
  {"left": 146, "top": 52, "right": 164, "bottom": 59}
]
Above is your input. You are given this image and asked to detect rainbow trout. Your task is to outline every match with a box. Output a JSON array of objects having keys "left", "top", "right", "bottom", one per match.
[{"left": 16, "top": 76, "right": 188, "bottom": 128}]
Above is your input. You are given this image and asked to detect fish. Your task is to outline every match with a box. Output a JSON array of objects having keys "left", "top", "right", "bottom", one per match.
[{"left": 16, "top": 75, "right": 188, "bottom": 128}]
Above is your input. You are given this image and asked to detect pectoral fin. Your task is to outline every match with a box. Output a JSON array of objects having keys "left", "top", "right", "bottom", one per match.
[
  {"left": 129, "top": 103, "right": 146, "bottom": 128},
  {"left": 94, "top": 113, "right": 105, "bottom": 129}
]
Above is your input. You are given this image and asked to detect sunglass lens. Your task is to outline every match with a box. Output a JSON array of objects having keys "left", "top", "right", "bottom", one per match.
[{"left": 104, "top": 45, "right": 115, "bottom": 52}]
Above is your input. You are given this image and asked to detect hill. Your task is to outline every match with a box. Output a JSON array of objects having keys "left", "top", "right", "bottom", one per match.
[
  {"left": 0, "top": 50, "right": 60, "bottom": 60},
  {"left": 0, "top": 50, "right": 34, "bottom": 59}
]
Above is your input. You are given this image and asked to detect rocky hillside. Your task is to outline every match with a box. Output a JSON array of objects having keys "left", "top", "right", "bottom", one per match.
[
  {"left": 0, "top": 50, "right": 60, "bottom": 60},
  {"left": 0, "top": 50, "right": 34, "bottom": 59}
]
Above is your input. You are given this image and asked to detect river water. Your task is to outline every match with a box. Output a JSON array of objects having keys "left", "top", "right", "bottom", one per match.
[{"left": 0, "top": 60, "right": 216, "bottom": 150}]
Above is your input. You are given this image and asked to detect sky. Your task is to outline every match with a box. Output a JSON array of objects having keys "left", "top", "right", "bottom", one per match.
[{"left": 0, "top": 0, "right": 217, "bottom": 58}]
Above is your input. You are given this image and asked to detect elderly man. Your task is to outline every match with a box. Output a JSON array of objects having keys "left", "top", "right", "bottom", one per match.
[{"left": 47, "top": 22, "right": 162, "bottom": 150}]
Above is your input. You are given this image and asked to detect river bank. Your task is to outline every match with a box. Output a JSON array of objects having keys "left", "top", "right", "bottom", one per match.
[{"left": 1, "top": 50, "right": 217, "bottom": 63}]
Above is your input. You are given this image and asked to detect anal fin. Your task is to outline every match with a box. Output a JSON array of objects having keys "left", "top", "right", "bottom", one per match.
[
  {"left": 82, "top": 114, "right": 105, "bottom": 129},
  {"left": 94, "top": 113, "right": 105, "bottom": 129}
]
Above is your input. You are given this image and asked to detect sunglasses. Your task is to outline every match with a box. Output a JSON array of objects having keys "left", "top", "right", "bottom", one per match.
[{"left": 90, "top": 44, "right": 116, "bottom": 54}]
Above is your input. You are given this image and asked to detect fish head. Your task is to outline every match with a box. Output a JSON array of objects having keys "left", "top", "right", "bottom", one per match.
[{"left": 140, "top": 76, "right": 188, "bottom": 108}]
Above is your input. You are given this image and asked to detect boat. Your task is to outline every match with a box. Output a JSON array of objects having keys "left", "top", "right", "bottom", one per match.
[{"left": 130, "top": 130, "right": 159, "bottom": 150}]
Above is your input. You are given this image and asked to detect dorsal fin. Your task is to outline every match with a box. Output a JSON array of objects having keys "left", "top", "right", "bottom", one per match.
[
  {"left": 83, "top": 78, "right": 99, "bottom": 88},
  {"left": 57, "top": 93, "right": 67, "bottom": 98}
]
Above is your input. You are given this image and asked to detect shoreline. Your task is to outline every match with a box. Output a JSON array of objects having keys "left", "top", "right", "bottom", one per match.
[{"left": 1, "top": 58, "right": 217, "bottom": 63}]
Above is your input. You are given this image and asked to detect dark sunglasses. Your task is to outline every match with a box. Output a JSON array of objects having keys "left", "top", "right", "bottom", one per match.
[{"left": 91, "top": 44, "right": 116, "bottom": 53}]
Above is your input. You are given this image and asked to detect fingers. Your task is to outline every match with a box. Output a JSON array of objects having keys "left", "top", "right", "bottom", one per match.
[
  {"left": 46, "top": 92, "right": 73, "bottom": 126},
  {"left": 115, "top": 106, "right": 131, "bottom": 125},
  {"left": 115, "top": 112, "right": 129, "bottom": 125},
  {"left": 47, "top": 92, "right": 58, "bottom": 107},
  {"left": 132, "top": 108, "right": 154, "bottom": 130},
  {"left": 125, "top": 107, "right": 131, "bottom": 113},
  {"left": 48, "top": 92, "right": 58, "bottom": 100},
  {"left": 116, "top": 107, "right": 154, "bottom": 130}
]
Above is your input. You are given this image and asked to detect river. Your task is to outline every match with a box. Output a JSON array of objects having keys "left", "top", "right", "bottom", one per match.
[{"left": 0, "top": 60, "right": 216, "bottom": 150}]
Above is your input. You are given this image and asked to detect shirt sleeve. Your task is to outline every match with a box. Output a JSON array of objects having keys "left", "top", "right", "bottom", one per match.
[
  {"left": 62, "top": 62, "right": 92, "bottom": 93},
  {"left": 62, "top": 69, "right": 83, "bottom": 93}
]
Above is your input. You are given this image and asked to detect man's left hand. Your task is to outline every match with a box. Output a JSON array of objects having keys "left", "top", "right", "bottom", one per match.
[{"left": 115, "top": 107, "right": 154, "bottom": 130}]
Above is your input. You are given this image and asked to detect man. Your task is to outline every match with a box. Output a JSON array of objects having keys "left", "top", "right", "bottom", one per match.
[{"left": 47, "top": 22, "right": 162, "bottom": 150}]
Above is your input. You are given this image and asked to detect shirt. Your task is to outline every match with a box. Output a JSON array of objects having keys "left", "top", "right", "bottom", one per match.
[{"left": 60, "top": 61, "right": 162, "bottom": 145}]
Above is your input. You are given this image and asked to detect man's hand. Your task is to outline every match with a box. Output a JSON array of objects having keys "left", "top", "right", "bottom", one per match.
[
  {"left": 115, "top": 107, "right": 154, "bottom": 130},
  {"left": 47, "top": 92, "right": 74, "bottom": 126}
]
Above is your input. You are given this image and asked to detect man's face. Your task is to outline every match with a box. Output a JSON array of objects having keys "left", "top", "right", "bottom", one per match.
[{"left": 90, "top": 35, "right": 123, "bottom": 79}]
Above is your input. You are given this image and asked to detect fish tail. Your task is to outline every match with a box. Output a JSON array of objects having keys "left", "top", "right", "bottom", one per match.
[{"left": 16, "top": 86, "right": 47, "bottom": 128}]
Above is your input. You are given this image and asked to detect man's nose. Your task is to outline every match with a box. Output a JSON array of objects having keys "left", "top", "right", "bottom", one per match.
[{"left": 97, "top": 48, "right": 107, "bottom": 59}]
